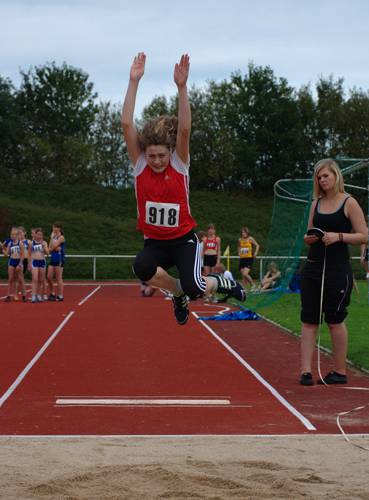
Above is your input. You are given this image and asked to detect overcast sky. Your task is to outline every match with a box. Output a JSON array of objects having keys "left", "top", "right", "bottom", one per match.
[{"left": 1, "top": 0, "right": 368, "bottom": 114}]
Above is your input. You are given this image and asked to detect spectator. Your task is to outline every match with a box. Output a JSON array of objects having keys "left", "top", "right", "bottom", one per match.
[
  {"left": 203, "top": 224, "right": 221, "bottom": 275},
  {"left": 259, "top": 262, "right": 281, "bottom": 291}
]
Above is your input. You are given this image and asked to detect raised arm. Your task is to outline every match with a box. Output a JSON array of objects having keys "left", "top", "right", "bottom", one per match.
[
  {"left": 121, "top": 52, "right": 146, "bottom": 166},
  {"left": 174, "top": 54, "right": 191, "bottom": 164}
]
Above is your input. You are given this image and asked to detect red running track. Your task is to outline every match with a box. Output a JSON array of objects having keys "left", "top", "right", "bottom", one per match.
[{"left": 0, "top": 284, "right": 316, "bottom": 436}]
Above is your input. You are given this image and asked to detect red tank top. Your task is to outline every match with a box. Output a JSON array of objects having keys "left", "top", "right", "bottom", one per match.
[
  {"left": 134, "top": 151, "right": 196, "bottom": 240},
  {"left": 204, "top": 236, "right": 218, "bottom": 252}
]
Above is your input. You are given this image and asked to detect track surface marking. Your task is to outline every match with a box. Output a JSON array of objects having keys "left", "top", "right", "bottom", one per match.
[{"left": 1, "top": 285, "right": 309, "bottom": 435}]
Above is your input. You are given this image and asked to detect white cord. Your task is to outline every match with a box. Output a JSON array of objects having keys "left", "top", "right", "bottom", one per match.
[
  {"left": 317, "top": 246, "right": 328, "bottom": 386},
  {"left": 316, "top": 241, "right": 369, "bottom": 449}
]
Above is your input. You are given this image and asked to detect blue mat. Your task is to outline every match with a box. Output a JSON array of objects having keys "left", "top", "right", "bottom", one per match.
[{"left": 197, "top": 308, "right": 259, "bottom": 321}]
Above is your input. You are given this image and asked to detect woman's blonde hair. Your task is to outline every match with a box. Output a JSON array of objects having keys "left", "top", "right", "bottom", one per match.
[
  {"left": 313, "top": 158, "right": 345, "bottom": 199},
  {"left": 139, "top": 115, "right": 178, "bottom": 151}
]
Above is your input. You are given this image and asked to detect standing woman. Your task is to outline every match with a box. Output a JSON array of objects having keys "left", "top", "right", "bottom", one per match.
[
  {"left": 18, "top": 226, "right": 31, "bottom": 297},
  {"left": 203, "top": 224, "right": 221, "bottom": 276},
  {"left": 300, "top": 159, "right": 368, "bottom": 386},
  {"left": 30, "top": 228, "right": 49, "bottom": 303},
  {"left": 238, "top": 227, "right": 260, "bottom": 289},
  {"left": 47, "top": 223, "right": 65, "bottom": 301},
  {"left": 3, "top": 227, "right": 25, "bottom": 302},
  {"left": 121, "top": 53, "right": 245, "bottom": 325}
]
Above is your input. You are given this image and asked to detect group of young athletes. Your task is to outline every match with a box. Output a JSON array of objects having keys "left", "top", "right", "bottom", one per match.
[{"left": 0, "top": 223, "right": 65, "bottom": 303}]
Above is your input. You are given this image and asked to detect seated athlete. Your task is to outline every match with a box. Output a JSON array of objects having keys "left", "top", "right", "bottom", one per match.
[
  {"left": 259, "top": 261, "right": 281, "bottom": 291},
  {"left": 30, "top": 228, "right": 49, "bottom": 303},
  {"left": 238, "top": 227, "right": 259, "bottom": 289},
  {"left": 203, "top": 224, "right": 221, "bottom": 276},
  {"left": 47, "top": 222, "right": 65, "bottom": 301},
  {"left": 3, "top": 227, "right": 26, "bottom": 302},
  {"left": 121, "top": 52, "right": 246, "bottom": 325}
]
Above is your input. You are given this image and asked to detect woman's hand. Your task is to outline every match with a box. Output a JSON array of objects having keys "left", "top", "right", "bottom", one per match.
[
  {"left": 174, "top": 54, "right": 190, "bottom": 88},
  {"left": 322, "top": 232, "right": 340, "bottom": 246},
  {"left": 130, "top": 52, "right": 146, "bottom": 82},
  {"left": 304, "top": 234, "right": 319, "bottom": 245}
]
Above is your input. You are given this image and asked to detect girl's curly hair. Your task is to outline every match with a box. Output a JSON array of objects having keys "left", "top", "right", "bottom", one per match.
[{"left": 139, "top": 115, "right": 178, "bottom": 151}]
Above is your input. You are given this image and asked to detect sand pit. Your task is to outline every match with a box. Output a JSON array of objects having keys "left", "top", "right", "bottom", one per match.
[{"left": 1, "top": 435, "right": 369, "bottom": 499}]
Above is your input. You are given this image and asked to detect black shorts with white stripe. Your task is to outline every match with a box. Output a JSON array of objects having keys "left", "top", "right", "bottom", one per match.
[
  {"left": 133, "top": 230, "right": 206, "bottom": 299},
  {"left": 300, "top": 261, "right": 353, "bottom": 325}
]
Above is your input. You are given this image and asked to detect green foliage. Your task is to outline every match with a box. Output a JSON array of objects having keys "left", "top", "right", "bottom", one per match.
[{"left": 2, "top": 61, "right": 369, "bottom": 190}]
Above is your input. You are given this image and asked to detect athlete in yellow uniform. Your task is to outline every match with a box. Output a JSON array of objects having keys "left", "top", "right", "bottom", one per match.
[{"left": 238, "top": 227, "right": 259, "bottom": 288}]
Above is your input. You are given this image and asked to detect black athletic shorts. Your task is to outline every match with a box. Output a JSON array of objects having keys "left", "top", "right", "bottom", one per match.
[
  {"left": 300, "top": 261, "right": 353, "bottom": 325},
  {"left": 364, "top": 247, "right": 369, "bottom": 262},
  {"left": 203, "top": 254, "right": 217, "bottom": 268},
  {"left": 239, "top": 258, "right": 253, "bottom": 270},
  {"left": 23, "top": 258, "right": 28, "bottom": 275},
  {"left": 133, "top": 230, "right": 206, "bottom": 299}
]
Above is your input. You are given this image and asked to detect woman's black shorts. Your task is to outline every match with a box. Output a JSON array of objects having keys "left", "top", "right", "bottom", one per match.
[
  {"left": 133, "top": 230, "right": 206, "bottom": 300},
  {"left": 239, "top": 258, "right": 253, "bottom": 270},
  {"left": 300, "top": 261, "right": 353, "bottom": 325},
  {"left": 203, "top": 254, "right": 217, "bottom": 268}
]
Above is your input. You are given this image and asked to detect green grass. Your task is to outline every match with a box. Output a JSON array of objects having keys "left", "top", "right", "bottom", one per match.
[{"left": 253, "top": 281, "right": 369, "bottom": 371}]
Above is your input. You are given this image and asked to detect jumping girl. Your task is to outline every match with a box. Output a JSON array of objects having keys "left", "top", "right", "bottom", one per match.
[
  {"left": 121, "top": 53, "right": 245, "bottom": 325},
  {"left": 3, "top": 227, "right": 25, "bottom": 302},
  {"left": 238, "top": 227, "right": 260, "bottom": 289},
  {"left": 47, "top": 222, "right": 65, "bottom": 301},
  {"left": 300, "top": 159, "right": 367, "bottom": 386},
  {"left": 30, "top": 228, "right": 49, "bottom": 303},
  {"left": 203, "top": 224, "right": 221, "bottom": 276}
]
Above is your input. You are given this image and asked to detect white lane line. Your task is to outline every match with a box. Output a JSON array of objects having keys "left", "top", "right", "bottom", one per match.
[
  {"left": 0, "top": 311, "right": 75, "bottom": 408},
  {"left": 56, "top": 398, "right": 232, "bottom": 406},
  {"left": 1, "top": 433, "right": 369, "bottom": 439},
  {"left": 78, "top": 286, "right": 101, "bottom": 306},
  {"left": 192, "top": 312, "right": 317, "bottom": 432}
]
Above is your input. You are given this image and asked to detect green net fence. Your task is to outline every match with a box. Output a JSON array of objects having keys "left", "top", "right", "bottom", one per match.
[{"left": 246, "top": 157, "right": 369, "bottom": 311}]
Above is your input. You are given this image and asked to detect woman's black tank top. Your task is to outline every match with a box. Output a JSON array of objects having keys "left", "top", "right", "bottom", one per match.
[{"left": 307, "top": 196, "right": 352, "bottom": 267}]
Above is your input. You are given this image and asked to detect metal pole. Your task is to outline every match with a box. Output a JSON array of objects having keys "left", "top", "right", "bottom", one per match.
[
  {"left": 259, "top": 257, "right": 263, "bottom": 283},
  {"left": 93, "top": 257, "right": 96, "bottom": 281}
]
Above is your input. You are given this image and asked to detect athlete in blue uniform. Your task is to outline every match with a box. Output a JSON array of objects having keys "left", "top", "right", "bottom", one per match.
[
  {"left": 30, "top": 228, "right": 49, "bottom": 303},
  {"left": 17, "top": 227, "right": 30, "bottom": 299},
  {"left": 3, "top": 227, "right": 25, "bottom": 302},
  {"left": 47, "top": 223, "right": 65, "bottom": 301}
]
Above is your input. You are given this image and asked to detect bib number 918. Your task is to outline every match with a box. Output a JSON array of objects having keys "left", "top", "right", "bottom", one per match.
[{"left": 145, "top": 202, "right": 180, "bottom": 227}]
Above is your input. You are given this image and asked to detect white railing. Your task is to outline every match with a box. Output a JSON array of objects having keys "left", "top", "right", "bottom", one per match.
[{"left": 1, "top": 254, "right": 363, "bottom": 281}]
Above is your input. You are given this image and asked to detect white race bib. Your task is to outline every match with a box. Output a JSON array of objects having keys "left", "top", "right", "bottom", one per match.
[{"left": 145, "top": 202, "right": 180, "bottom": 228}]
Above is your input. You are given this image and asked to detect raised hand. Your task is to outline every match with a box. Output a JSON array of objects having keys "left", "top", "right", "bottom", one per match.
[
  {"left": 174, "top": 54, "right": 190, "bottom": 88},
  {"left": 130, "top": 52, "right": 146, "bottom": 82}
]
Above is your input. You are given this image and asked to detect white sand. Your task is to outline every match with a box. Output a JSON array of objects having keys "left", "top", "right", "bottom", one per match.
[{"left": 1, "top": 435, "right": 369, "bottom": 499}]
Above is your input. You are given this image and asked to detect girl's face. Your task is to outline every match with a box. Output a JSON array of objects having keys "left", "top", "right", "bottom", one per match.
[
  {"left": 10, "top": 229, "right": 18, "bottom": 241},
  {"left": 241, "top": 230, "right": 248, "bottom": 239},
  {"left": 317, "top": 167, "right": 336, "bottom": 193},
  {"left": 19, "top": 230, "right": 25, "bottom": 239},
  {"left": 35, "top": 231, "right": 43, "bottom": 242},
  {"left": 208, "top": 228, "right": 215, "bottom": 237},
  {"left": 53, "top": 226, "right": 61, "bottom": 236},
  {"left": 145, "top": 145, "right": 170, "bottom": 173}
]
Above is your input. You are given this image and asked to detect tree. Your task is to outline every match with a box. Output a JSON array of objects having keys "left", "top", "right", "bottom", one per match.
[
  {"left": 16, "top": 62, "right": 98, "bottom": 182},
  {"left": 0, "top": 77, "right": 24, "bottom": 178},
  {"left": 90, "top": 102, "right": 131, "bottom": 187}
]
